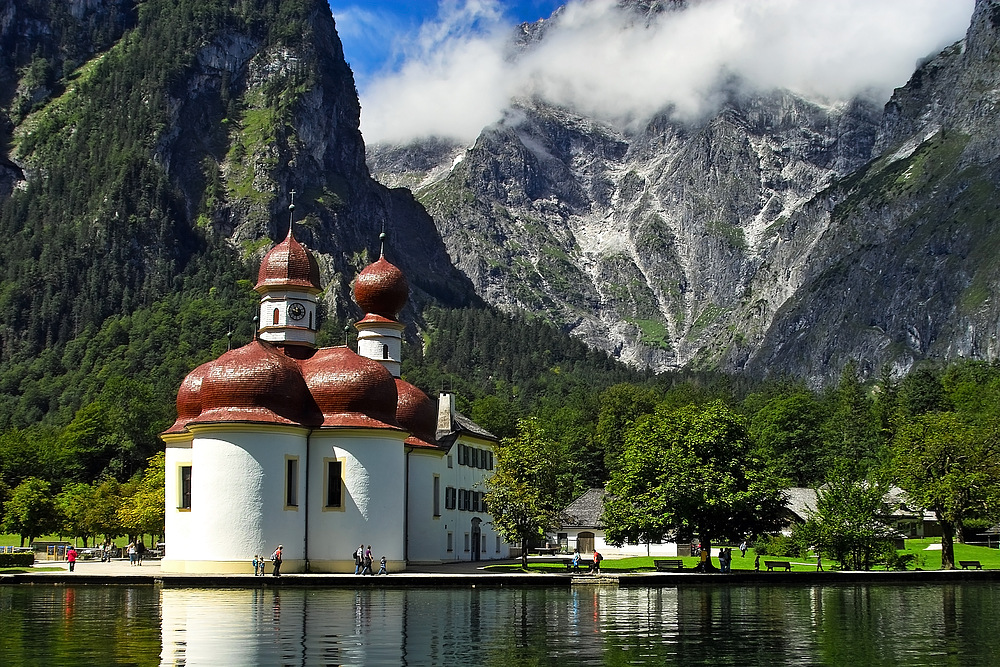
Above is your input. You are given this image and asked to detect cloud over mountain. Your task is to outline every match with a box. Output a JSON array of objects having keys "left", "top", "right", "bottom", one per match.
[{"left": 356, "top": 0, "right": 975, "bottom": 144}]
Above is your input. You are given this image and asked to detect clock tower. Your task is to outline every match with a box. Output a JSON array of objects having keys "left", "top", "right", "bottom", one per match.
[{"left": 254, "top": 194, "right": 321, "bottom": 348}]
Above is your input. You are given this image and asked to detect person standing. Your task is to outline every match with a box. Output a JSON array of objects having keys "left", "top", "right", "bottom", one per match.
[
  {"left": 571, "top": 549, "right": 581, "bottom": 570},
  {"left": 816, "top": 552, "right": 824, "bottom": 572},
  {"left": 67, "top": 546, "right": 77, "bottom": 572},
  {"left": 253, "top": 554, "right": 259, "bottom": 576},
  {"left": 739, "top": 540, "right": 748, "bottom": 558},
  {"left": 591, "top": 550, "right": 602, "bottom": 574},
  {"left": 128, "top": 541, "right": 137, "bottom": 566},
  {"left": 355, "top": 544, "right": 364, "bottom": 575},
  {"left": 136, "top": 540, "right": 145, "bottom": 566},
  {"left": 362, "top": 545, "right": 373, "bottom": 575},
  {"left": 271, "top": 545, "right": 283, "bottom": 577}
]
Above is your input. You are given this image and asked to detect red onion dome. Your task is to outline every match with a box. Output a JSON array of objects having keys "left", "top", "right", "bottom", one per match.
[
  {"left": 353, "top": 256, "right": 409, "bottom": 319},
  {"left": 192, "top": 340, "right": 320, "bottom": 426},
  {"left": 301, "top": 346, "right": 402, "bottom": 429},
  {"left": 163, "top": 360, "right": 213, "bottom": 434},
  {"left": 255, "top": 226, "right": 321, "bottom": 292},
  {"left": 395, "top": 379, "right": 439, "bottom": 448}
]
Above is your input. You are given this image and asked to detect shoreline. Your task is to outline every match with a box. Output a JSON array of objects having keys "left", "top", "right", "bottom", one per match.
[{"left": 3, "top": 559, "right": 999, "bottom": 588}]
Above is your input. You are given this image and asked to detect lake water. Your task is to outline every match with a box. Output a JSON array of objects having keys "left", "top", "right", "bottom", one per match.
[{"left": 1, "top": 582, "right": 998, "bottom": 665}]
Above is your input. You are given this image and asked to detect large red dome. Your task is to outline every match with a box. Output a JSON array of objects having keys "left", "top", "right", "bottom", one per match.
[
  {"left": 395, "top": 379, "right": 438, "bottom": 448},
  {"left": 301, "top": 346, "right": 402, "bottom": 429},
  {"left": 255, "top": 226, "right": 321, "bottom": 292},
  {"left": 164, "top": 361, "right": 213, "bottom": 434},
  {"left": 353, "top": 256, "right": 408, "bottom": 319},
  {"left": 192, "top": 341, "right": 320, "bottom": 426}
]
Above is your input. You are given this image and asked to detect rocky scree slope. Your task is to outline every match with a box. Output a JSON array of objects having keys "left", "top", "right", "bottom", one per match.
[{"left": 369, "top": 0, "right": 1000, "bottom": 385}]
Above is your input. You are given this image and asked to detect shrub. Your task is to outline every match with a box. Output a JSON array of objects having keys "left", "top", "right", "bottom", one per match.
[
  {"left": 753, "top": 534, "right": 800, "bottom": 557},
  {"left": 0, "top": 552, "right": 35, "bottom": 568}
]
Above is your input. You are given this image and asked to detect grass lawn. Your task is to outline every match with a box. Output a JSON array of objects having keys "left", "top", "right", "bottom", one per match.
[
  {"left": 0, "top": 533, "right": 154, "bottom": 548},
  {"left": 484, "top": 540, "right": 1000, "bottom": 573}
]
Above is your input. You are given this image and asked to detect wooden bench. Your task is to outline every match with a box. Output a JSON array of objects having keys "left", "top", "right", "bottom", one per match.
[
  {"left": 653, "top": 559, "right": 684, "bottom": 571},
  {"left": 959, "top": 560, "right": 983, "bottom": 570},
  {"left": 764, "top": 560, "right": 792, "bottom": 572}
]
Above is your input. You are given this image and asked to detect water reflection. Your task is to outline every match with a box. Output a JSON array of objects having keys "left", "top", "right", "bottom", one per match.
[
  {"left": 157, "top": 583, "right": 1000, "bottom": 666},
  {"left": 3, "top": 583, "right": 999, "bottom": 665}
]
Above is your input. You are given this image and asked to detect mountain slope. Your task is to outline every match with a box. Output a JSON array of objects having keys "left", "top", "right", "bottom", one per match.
[
  {"left": 0, "top": 0, "right": 478, "bottom": 366},
  {"left": 369, "top": 0, "right": 1000, "bottom": 385}
]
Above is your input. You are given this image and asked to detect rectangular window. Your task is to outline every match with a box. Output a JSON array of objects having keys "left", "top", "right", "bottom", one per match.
[
  {"left": 487, "top": 451, "right": 494, "bottom": 470},
  {"left": 445, "top": 486, "right": 456, "bottom": 510},
  {"left": 324, "top": 459, "right": 344, "bottom": 510},
  {"left": 459, "top": 445, "right": 467, "bottom": 466},
  {"left": 496, "top": 535, "right": 501, "bottom": 553},
  {"left": 459, "top": 489, "right": 467, "bottom": 511},
  {"left": 433, "top": 475, "right": 441, "bottom": 517},
  {"left": 447, "top": 532, "right": 454, "bottom": 552},
  {"left": 447, "top": 455, "right": 453, "bottom": 469},
  {"left": 285, "top": 456, "right": 299, "bottom": 509},
  {"left": 477, "top": 449, "right": 484, "bottom": 469},
  {"left": 464, "top": 533, "right": 470, "bottom": 552},
  {"left": 179, "top": 466, "right": 192, "bottom": 510}
]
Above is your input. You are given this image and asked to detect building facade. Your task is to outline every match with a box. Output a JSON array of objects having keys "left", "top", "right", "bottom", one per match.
[{"left": 161, "top": 213, "right": 508, "bottom": 573}]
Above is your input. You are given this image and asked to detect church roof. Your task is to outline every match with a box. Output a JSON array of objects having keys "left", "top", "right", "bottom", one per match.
[
  {"left": 353, "top": 254, "right": 409, "bottom": 320},
  {"left": 255, "top": 225, "right": 321, "bottom": 293}
]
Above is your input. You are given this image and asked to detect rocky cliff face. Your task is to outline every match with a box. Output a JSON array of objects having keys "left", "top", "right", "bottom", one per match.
[
  {"left": 369, "top": 0, "right": 1000, "bottom": 384},
  {"left": 0, "top": 0, "right": 477, "bottom": 339}
]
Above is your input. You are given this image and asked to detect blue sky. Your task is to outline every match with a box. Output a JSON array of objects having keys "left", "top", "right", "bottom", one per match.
[
  {"left": 329, "top": 1, "right": 563, "bottom": 84},
  {"left": 328, "top": 0, "right": 976, "bottom": 145}
]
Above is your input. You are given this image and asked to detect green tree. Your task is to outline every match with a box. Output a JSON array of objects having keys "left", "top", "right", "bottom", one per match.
[
  {"left": 485, "top": 417, "right": 564, "bottom": 568},
  {"left": 596, "top": 383, "right": 659, "bottom": 473},
  {"left": 795, "top": 470, "right": 895, "bottom": 571},
  {"left": 750, "top": 391, "right": 826, "bottom": 486},
  {"left": 821, "top": 362, "right": 879, "bottom": 471},
  {"left": 58, "top": 482, "right": 100, "bottom": 546},
  {"left": 118, "top": 452, "right": 166, "bottom": 540},
  {"left": 891, "top": 412, "right": 1000, "bottom": 569},
  {"left": 1, "top": 477, "right": 61, "bottom": 546},
  {"left": 603, "top": 400, "right": 785, "bottom": 567}
]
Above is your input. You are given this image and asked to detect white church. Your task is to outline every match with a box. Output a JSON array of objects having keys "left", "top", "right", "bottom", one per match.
[{"left": 160, "top": 204, "right": 509, "bottom": 573}]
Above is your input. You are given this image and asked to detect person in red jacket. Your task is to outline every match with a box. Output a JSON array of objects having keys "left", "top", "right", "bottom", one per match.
[{"left": 67, "top": 546, "right": 77, "bottom": 572}]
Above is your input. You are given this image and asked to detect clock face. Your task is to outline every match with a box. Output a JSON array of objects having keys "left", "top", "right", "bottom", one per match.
[{"left": 288, "top": 302, "right": 306, "bottom": 321}]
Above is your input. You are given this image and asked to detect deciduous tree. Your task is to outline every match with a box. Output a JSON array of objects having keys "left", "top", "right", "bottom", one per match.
[
  {"left": 891, "top": 413, "right": 1000, "bottom": 569},
  {"left": 603, "top": 401, "right": 785, "bottom": 567},
  {"left": 485, "top": 417, "right": 564, "bottom": 568},
  {"left": 1, "top": 477, "right": 60, "bottom": 546}
]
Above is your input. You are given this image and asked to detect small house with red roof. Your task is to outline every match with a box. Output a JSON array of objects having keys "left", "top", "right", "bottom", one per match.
[{"left": 161, "top": 201, "right": 508, "bottom": 573}]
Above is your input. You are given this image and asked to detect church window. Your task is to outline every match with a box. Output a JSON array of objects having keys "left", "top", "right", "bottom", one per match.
[
  {"left": 179, "top": 466, "right": 192, "bottom": 510},
  {"left": 383, "top": 343, "right": 390, "bottom": 360},
  {"left": 433, "top": 475, "right": 441, "bottom": 517},
  {"left": 273, "top": 308, "right": 280, "bottom": 325},
  {"left": 285, "top": 456, "right": 299, "bottom": 509},
  {"left": 324, "top": 459, "right": 344, "bottom": 510}
]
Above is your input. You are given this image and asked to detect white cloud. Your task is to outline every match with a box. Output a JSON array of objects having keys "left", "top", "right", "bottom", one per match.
[{"left": 358, "top": 0, "right": 976, "bottom": 145}]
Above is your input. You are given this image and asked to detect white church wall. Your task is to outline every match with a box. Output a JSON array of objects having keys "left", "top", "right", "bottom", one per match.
[
  {"left": 166, "top": 425, "right": 308, "bottom": 573},
  {"left": 163, "top": 441, "right": 192, "bottom": 568},
  {"left": 405, "top": 449, "right": 445, "bottom": 563},
  {"left": 306, "top": 430, "right": 407, "bottom": 572}
]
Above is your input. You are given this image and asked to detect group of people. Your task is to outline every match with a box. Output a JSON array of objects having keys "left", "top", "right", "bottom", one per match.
[
  {"left": 253, "top": 545, "right": 283, "bottom": 576},
  {"left": 568, "top": 548, "right": 604, "bottom": 574},
  {"left": 127, "top": 540, "right": 146, "bottom": 566},
  {"left": 354, "top": 544, "right": 387, "bottom": 575}
]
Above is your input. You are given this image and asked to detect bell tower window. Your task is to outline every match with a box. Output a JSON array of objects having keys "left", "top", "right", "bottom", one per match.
[{"left": 273, "top": 308, "right": 280, "bottom": 325}]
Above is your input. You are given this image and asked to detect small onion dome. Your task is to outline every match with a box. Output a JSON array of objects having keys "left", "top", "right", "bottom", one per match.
[
  {"left": 192, "top": 340, "right": 320, "bottom": 426},
  {"left": 353, "top": 256, "right": 409, "bottom": 319},
  {"left": 301, "top": 346, "right": 402, "bottom": 429},
  {"left": 255, "top": 226, "right": 321, "bottom": 293},
  {"left": 163, "top": 360, "right": 213, "bottom": 434},
  {"left": 395, "top": 379, "right": 439, "bottom": 448}
]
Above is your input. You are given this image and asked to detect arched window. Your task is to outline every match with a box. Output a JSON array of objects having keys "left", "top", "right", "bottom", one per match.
[
  {"left": 308, "top": 312, "right": 313, "bottom": 330},
  {"left": 273, "top": 308, "right": 280, "bottom": 325},
  {"left": 383, "top": 343, "right": 390, "bottom": 360}
]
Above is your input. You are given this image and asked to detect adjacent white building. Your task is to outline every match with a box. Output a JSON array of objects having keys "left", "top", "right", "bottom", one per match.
[{"left": 161, "top": 214, "right": 508, "bottom": 573}]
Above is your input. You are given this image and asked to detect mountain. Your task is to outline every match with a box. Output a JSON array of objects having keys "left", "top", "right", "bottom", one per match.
[
  {"left": 0, "top": 0, "right": 477, "bottom": 362},
  {"left": 0, "top": 0, "right": 483, "bottom": 427},
  {"left": 369, "top": 0, "right": 1000, "bottom": 385}
]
